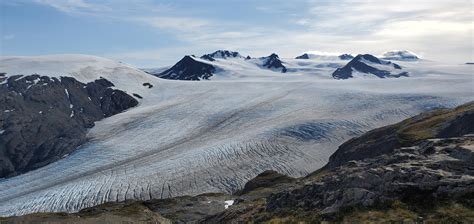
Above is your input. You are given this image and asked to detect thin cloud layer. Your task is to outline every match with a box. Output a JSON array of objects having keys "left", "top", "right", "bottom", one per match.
[{"left": 3, "top": 0, "right": 473, "bottom": 67}]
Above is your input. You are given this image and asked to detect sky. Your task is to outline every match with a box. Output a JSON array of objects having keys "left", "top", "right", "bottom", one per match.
[{"left": 1, "top": 0, "right": 473, "bottom": 67}]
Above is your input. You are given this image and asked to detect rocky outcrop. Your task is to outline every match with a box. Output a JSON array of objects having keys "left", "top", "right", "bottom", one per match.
[
  {"left": 295, "top": 53, "right": 311, "bottom": 59},
  {"left": 338, "top": 54, "right": 354, "bottom": 60},
  {"left": 157, "top": 56, "right": 216, "bottom": 80},
  {"left": 261, "top": 53, "right": 287, "bottom": 73},
  {"left": 201, "top": 50, "right": 242, "bottom": 60},
  {"left": 0, "top": 74, "right": 138, "bottom": 178},
  {"left": 295, "top": 53, "right": 354, "bottom": 60},
  {"left": 327, "top": 102, "right": 474, "bottom": 169},
  {"left": 332, "top": 54, "right": 408, "bottom": 79},
  {"left": 267, "top": 136, "right": 474, "bottom": 214},
  {"left": 238, "top": 170, "right": 294, "bottom": 195}
]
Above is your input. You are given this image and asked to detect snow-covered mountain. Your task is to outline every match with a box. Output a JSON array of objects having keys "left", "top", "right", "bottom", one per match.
[
  {"left": 152, "top": 51, "right": 415, "bottom": 81},
  {"left": 0, "top": 52, "right": 473, "bottom": 217},
  {"left": 149, "top": 51, "right": 291, "bottom": 80},
  {"left": 259, "top": 53, "right": 287, "bottom": 73},
  {"left": 201, "top": 50, "right": 243, "bottom": 61},
  {"left": 295, "top": 53, "right": 354, "bottom": 60},
  {"left": 332, "top": 54, "right": 408, "bottom": 79},
  {"left": 0, "top": 55, "right": 162, "bottom": 178},
  {"left": 0, "top": 54, "right": 158, "bottom": 94},
  {"left": 381, "top": 50, "right": 420, "bottom": 61}
]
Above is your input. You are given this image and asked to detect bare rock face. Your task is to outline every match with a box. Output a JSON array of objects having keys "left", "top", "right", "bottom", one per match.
[
  {"left": 261, "top": 53, "right": 287, "bottom": 73},
  {"left": 157, "top": 56, "right": 216, "bottom": 80},
  {"left": 201, "top": 50, "right": 242, "bottom": 60},
  {"left": 267, "top": 136, "right": 474, "bottom": 214},
  {"left": 0, "top": 74, "right": 138, "bottom": 178},
  {"left": 327, "top": 102, "right": 474, "bottom": 169},
  {"left": 238, "top": 170, "right": 294, "bottom": 195}
]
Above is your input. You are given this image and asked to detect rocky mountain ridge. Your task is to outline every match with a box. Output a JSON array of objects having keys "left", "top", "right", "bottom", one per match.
[
  {"left": 157, "top": 56, "right": 216, "bottom": 80},
  {"left": 332, "top": 54, "right": 409, "bottom": 79},
  {"left": 260, "top": 53, "right": 287, "bottom": 73},
  {"left": 0, "top": 74, "right": 139, "bottom": 177}
]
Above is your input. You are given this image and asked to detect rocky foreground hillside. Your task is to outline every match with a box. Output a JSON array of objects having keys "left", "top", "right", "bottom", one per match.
[
  {"left": 2, "top": 102, "right": 473, "bottom": 223},
  {"left": 0, "top": 74, "right": 138, "bottom": 178}
]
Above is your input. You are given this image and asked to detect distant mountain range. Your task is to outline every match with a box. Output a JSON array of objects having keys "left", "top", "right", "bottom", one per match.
[
  {"left": 149, "top": 50, "right": 416, "bottom": 81},
  {"left": 153, "top": 51, "right": 289, "bottom": 80},
  {"left": 295, "top": 53, "right": 354, "bottom": 60}
]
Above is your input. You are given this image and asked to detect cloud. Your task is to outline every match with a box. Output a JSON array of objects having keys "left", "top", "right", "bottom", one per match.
[
  {"left": 302, "top": 0, "right": 473, "bottom": 35},
  {"left": 11, "top": 0, "right": 474, "bottom": 66},
  {"left": 135, "top": 17, "right": 211, "bottom": 32},
  {"left": 33, "top": 0, "right": 106, "bottom": 14},
  {"left": 3, "top": 34, "right": 15, "bottom": 40},
  {"left": 375, "top": 20, "right": 472, "bottom": 37}
]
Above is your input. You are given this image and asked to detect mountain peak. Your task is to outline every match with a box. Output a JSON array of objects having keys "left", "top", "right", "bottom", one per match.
[
  {"left": 338, "top": 54, "right": 354, "bottom": 60},
  {"left": 268, "top": 53, "right": 279, "bottom": 58},
  {"left": 355, "top": 54, "right": 383, "bottom": 64},
  {"left": 295, "top": 53, "right": 354, "bottom": 60},
  {"left": 382, "top": 50, "right": 419, "bottom": 61},
  {"left": 332, "top": 54, "right": 407, "bottom": 79},
  {"left": 261, "top": 53, "right": 287, "bottom": 73},
  {"left": 157, "top": 55, "right": 216, "bottom": 80},
  {"left": 295, "top": 53, "right": 310, "bottom": 59},
  {"left": 201, "top": 50, "right": 242, "bottom": 61}
]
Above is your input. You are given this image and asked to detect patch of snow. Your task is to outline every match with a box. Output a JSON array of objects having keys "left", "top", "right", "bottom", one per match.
[
  {"left": 0, "top": 129, "right": 4, "bottom": 135},
  {"left": 64, "top": 89, "right": 70, "bottom": 99},
  {"left": 381, "top": 50, "right": 420, "bottom": 61},
  {"left": 224, "top": 200, "right": 234, "bottom": 209},
  {"left": 0, "top": 54, "right": 160, "bottom": 95}
]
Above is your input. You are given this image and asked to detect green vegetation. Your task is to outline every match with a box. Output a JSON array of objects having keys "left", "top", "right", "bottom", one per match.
[
  {"left": 239, "top": 199, "right": 474, "bottom": 224},
  {"left": 398, "top": 102, "right": 474, "bottom": 144}
]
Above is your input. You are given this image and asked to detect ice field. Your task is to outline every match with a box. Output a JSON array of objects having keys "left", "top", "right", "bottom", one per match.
[{"left": 0, "top": 55, "right": 472, "bottom": 216}]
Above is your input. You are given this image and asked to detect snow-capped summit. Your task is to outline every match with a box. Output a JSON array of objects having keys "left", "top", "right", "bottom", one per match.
[
  {"left": 201, "top": 50, "right": 242, "bottom": 61},
  {"left": 332, "top": 54, "right": 408, "bottom": 79},
  {"left": 260, "top": 53, "right": 287, "bottom": 73},
  {"left": 381, "top": 50, "right": 420, "bottom": 61},
  {"left": 157, "top": 55, "right": 216, "bottom": 80},
  {"left": 0, "top": 54, "right": 156, "bottom": 94}
]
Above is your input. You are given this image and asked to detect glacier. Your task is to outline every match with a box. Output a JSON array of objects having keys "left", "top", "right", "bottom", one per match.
[{"left": 0, "top": 55, "right": 473, "bottom": 216}]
